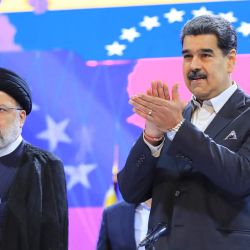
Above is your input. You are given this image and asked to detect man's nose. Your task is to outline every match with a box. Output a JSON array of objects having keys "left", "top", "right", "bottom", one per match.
[{"left": 190, "top": 56, "right": 202, "bottom": 70}]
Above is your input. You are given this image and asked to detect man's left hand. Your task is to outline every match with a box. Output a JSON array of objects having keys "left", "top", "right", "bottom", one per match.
[{"left": 129, "top": 84, "right": 184, "bottom": 132}]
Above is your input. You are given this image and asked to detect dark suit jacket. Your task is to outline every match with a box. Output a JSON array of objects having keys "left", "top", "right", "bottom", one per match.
[
  {"left": 118, "top": 88, "right": 250, "bottom": 250},
  {"left": 1, "top": 142, "right": 68, "bottom": 250},
  {"left": 97, "top": 201, "right": 137, "bottom": 250}
]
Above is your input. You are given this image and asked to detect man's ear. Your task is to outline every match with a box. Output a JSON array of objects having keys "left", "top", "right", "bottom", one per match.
[
  {"left": 19, "top": 110, "right": 26, "bottom": 128},
  {"left": 227, "top": 49, "right": 237, "bottom": 73}
]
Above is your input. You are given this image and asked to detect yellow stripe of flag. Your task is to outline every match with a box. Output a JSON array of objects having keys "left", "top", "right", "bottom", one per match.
[{"left": 0, "top": 0, "right": 230, "bottom": 13}]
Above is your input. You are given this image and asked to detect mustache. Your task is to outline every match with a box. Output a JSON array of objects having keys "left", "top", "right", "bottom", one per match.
[{"left": 188, "top": 71, "right": 207, "bottom": 81}]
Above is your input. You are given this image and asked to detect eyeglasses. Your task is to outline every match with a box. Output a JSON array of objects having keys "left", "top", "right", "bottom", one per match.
[{"left": 0, "top": 105, "right": 23, "bottom": 114}]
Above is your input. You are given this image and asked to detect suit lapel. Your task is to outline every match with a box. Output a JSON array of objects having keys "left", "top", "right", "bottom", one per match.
[
  {"left": 183, "top": 102, "right": 194, "bottom": 121},
  {"left": 204, "top": 88, "right": 247, "bottom": 138},
  {"left": 121, "top": 204, "right": 137, "bottom": 249}
]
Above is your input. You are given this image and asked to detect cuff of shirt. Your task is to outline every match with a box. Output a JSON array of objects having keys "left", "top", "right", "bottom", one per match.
[
  {"left": 143, "top": 135, "right": 165, "bottom": 157},
  {"left": 166, "top": 119, "right": 185, "bottom": 141},
  {"left": 166, "top": 131, "right": 177, "bottom": 141}
]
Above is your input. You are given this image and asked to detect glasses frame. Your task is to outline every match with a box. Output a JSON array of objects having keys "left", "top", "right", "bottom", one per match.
[{"left": 0, "top": 105, "right": 23, "bottom": 114}]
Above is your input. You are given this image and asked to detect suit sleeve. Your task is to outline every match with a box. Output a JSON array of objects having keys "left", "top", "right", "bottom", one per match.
[
  {"left": 118, "top": 134, "right": 159, "bottom": 203},
  {"left": 168, "top": 119, "right": 250, "bottom": 196},
  {"left": 96, "top": 209, "right": 111, "bottom": 250}
]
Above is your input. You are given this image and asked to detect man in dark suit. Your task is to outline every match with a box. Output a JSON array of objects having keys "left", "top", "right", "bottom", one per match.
[
  {"left": 97, "top": 200, "right": 151, "bottom": 250},
  {"left": 0, "top": 68, "right": 68, "bottom": 250},
  {"left": 118, "top": 15, "right": 250, "bottom": 250}
]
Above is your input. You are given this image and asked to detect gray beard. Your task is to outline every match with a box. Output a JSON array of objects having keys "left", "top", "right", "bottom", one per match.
[{"left": 0, "top": 116, "right": 21, "bottom": 149}]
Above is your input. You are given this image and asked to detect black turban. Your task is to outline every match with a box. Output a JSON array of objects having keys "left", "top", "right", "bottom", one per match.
[{"left": 0, "top": 67, "right": 32, "bottom": 115}]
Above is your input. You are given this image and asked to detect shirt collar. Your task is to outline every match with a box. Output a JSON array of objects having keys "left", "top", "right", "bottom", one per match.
[
  {"left": 136, "top": 202, "right": 151, "bottom": 211},
  {"left": 191, "top": 82, "right": 237, "bottom": 113},
  {"left": 0, "top": 135, "right": 23, "bottom": 157}
]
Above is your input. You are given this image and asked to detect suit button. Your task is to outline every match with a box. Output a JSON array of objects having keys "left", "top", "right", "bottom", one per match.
[{"left": 175, "top": 190, "right": 181, "bottom": 197}]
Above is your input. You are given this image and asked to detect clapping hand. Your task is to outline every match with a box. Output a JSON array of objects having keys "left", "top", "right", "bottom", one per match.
[{"left": 129, "top": 81, "right": 185, "bottom": 134}]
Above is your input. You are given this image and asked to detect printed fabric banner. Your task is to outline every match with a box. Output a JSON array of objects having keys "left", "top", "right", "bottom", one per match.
[{"left": 0, "top": 1, "right": 250, "bottom": 249}]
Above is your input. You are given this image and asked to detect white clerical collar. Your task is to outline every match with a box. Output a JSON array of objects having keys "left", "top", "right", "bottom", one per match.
[{"left": 0, "top": 135, "right": 23, "bottom": 157}]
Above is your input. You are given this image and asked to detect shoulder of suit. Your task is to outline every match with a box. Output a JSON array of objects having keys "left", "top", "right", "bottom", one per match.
[{"left": 236, "top": 87, "right": 250, "bottom": 104}]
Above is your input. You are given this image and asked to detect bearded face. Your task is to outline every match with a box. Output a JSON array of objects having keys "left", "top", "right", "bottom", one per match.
[
  {"left": 0, "top": 112, "right": 22, "bottom": 148},
  {"left": 0, "top": 91, "right": 26, "bottom": 149}
]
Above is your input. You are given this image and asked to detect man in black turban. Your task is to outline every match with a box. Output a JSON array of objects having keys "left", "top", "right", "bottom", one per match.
[
  {"left": 0, "top": 68, "right": 32, "bottom": 115},
  {"left": 0, "top": 67, "right": 68, "bottom": 250}
]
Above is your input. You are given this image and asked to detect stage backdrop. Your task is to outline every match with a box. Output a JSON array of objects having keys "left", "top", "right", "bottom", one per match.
[{"left": 1, "top": 1, "right": 250, "bottom": 249}]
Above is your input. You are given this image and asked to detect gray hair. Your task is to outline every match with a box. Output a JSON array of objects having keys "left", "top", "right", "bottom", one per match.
[{"left": 181, "top": 15, "right": 237, "bottom": 56}]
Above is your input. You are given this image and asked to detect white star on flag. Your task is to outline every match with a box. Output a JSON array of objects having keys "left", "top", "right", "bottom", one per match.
[
  {"left": 237, "top": 22, "right": 250, "bottom": 36},
  {"left": 163, "top": 8, "right": 185, "bottom": 23},
  {"left": 37, "top": 115, "right": 71, "bottom": 151},
  {"left": 139, "top": 16, "right": 160, "bottom": 31},
  {"left": 64, "top": 163, "right": 97, "bottom": 189},
  {"left": 105, "top": 41, "right": 126, "bottom": 56},
  {"left": 218, "top": 12, "right": 237, "bottom": 23},
  {"left": 192, "top": 7, "right": 214, "bottom": 17},
  {"left": 120, "top": 27, "right": 140, "bottom": 42}
]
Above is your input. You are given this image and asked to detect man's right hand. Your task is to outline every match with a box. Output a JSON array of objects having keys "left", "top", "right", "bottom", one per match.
[{"left": 144, "top": 80, "right": 169, "bottom": 138}]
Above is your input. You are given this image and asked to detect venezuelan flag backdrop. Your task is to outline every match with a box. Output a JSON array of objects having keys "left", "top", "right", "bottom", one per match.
[{"left": 1, "top": 1, "right": 250, "bottom": 249}]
